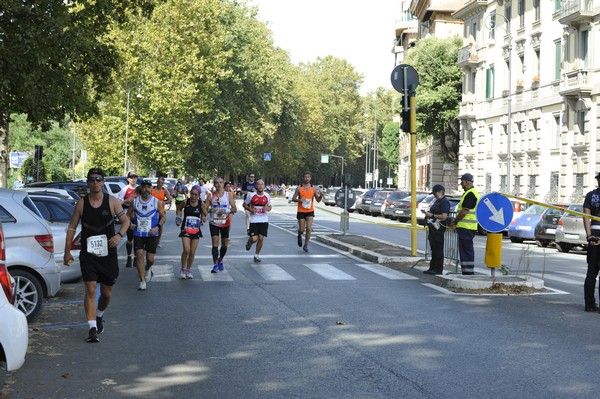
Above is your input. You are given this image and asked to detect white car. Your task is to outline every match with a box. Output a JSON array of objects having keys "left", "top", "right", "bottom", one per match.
[
  {"left": 1, "top": 189, "right": 61, "bottom": 321},
  {"left": 0, "top": 223, "right": 28, "bottom": 371},
  {"left": 28, "top": 193, "right": 82, "bottom": 283}
]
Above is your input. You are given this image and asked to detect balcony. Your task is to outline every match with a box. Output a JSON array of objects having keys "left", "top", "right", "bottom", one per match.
[
  {"left": 559, "top": 0, "right": 598, "bottom": 25},
  {"left": 457, "top": 45, "right": 482, "bottom": 68},
  {"left": 559, "top": 69, "right": 592, "bottom": 97}
]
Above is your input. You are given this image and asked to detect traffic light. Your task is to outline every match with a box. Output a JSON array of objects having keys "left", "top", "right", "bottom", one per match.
[
  {"left": 400, "top": 105, "right": 410, "bottom": 133},
  {"left": 34, "top": 145, "right": 43, "bottom": 161}
]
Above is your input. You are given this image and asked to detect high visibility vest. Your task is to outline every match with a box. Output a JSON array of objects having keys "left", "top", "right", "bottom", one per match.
[{"left": 457, "top": 187, "right": 480, "bottom": 230}]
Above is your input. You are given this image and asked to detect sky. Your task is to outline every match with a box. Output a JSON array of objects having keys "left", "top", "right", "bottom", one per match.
[{"left": 249, "top": 0, "right": 403, "bottom": 94}]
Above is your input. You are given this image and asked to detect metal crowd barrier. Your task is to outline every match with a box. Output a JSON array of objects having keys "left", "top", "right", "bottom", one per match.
[{"left": 424, "top": 211, "right": 460, "bottom": 273}]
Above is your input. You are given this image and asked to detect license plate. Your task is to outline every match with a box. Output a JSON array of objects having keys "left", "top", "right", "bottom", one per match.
[
  {"left": 517, "top": 226, "right": 531, "bottom": 231},
  {"left": 546, "top": 228, "right": 556, "bottom": 234},
  {"left": 565, "top": 233, "right": 580, "bottom": 240}
]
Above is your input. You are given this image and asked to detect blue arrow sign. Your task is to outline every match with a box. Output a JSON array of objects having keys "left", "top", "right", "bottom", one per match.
[{"left": 475, "top": 193, "right": 514, "bottom": 233}]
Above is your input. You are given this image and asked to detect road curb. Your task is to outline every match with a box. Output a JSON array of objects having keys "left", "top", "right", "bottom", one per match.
[{"left": 316, "top": 234, "right": 422, "bottom": 264}]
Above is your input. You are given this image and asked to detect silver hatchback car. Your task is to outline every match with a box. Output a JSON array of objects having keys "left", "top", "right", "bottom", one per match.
[
  {"left": 555, "top": 204, "right": 587, "bottom": 253},
  {"left": 0, "top": 189, "right": 61, "bottom": 321}
]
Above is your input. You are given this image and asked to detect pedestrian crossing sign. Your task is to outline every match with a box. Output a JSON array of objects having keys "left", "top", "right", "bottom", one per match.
[{"left": 264, "top": 153, "right": 271, "bottom": 161}]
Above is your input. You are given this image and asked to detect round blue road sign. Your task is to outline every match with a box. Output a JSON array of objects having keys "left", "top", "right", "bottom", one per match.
[{"left": 475, "top": 193, "right": 514, "bottom": 233}]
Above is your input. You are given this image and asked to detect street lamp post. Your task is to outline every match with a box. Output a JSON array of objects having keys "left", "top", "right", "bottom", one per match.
[
  {"left": 124, "top": 86, "right": 142, "bottom": 176},
  {"left": 486, "top": 13, "right": 512, "bottom": 192}
]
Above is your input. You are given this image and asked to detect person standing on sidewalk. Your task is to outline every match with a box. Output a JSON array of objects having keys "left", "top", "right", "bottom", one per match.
[
  {"left": 64, "top": 168, "right": 130, "bottom": 343},
  {"left": 206, "top": 177, "right": 237, "bottom": 273},
  {"left": 424, "top": 184, "right": 451, "bottom": 275},
  {"left": 118, "top": 171, "right": 138, "bottom": 268},
  {"left": 582, "top": 172, "right": 600, "bottom": 312},
  {"left": 243, "top": 179, "right": 272, "bottom": 263},
  {"left": 128, "top": 180, "right": 166, "bottom": 291},
  {"left": 176, "top": 186, "right": 207, "bottom": 279},
  {"left": 292, "top": 171, "right": 323, "bottom": 252},
  {"left": 449, "top": 173, "right": 479, "bottom": 275}
]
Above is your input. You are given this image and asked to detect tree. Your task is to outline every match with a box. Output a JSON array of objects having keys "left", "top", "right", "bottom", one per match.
[
  {"left": 404, "top": 36, "right": 462, "bottom": 164},
  {"left": 0, "top": 1, "right": 150, "bottom": 186}
]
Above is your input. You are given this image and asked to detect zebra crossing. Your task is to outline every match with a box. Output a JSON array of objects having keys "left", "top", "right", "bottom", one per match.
[{"left": 142, "top": 261, "right": 419, "bottom": 283}]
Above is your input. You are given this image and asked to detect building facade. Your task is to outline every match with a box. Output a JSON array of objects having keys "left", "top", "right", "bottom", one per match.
[{"left": 453, "top": 0, "right": 599, "bottom": 202}]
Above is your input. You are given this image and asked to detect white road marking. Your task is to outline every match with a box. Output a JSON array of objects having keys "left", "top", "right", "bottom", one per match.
[{"left": 303, "top": 263, "right": 356, "bottom": 280}]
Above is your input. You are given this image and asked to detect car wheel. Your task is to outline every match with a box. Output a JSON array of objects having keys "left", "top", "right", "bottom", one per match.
[
  {"left": 556, "top": 242, "right": 571, "bottom": 253},
  {"left": 510, "top": 237, "right": 524, "bottom": 243},
  {"left": 348, "top": 209, "right": 354, "bottom": 213},
  {"left": 11, "top": 269, "right": 44, "bottom": 322},
  {"left": 536, "top": 240, "right": 549, "bottom": 248}
]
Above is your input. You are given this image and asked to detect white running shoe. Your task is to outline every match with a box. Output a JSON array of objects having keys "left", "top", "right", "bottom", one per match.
[
  {"left": 186, "top": 269, "right": 193, "bottom": 279},
  {"left": 138, "top": 281, "right": 146, "bottom": 291},
  {"left": 180, "top": 269, "right": 186, "bottom": 279}
]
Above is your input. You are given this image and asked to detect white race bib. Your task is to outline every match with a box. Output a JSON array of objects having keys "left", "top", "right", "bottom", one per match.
[
  {"left": 302, "top": 198, "right": 312, "bottom": 209},
  {"left": 137, "top": 217, "right": 151, "bottom": 233},
  {"left": 87, "top": 234, "right": 109, "bottom": 257},
  {"left": 254, "top": 206, "right": 265, "bottom": 215}
]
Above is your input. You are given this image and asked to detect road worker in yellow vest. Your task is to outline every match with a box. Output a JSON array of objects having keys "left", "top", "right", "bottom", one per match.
[{"left": 450, "top": 173, "right": 480, "bottom": 275}]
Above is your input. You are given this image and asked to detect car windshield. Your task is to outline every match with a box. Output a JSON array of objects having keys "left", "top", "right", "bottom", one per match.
[
  {"left": 373, "top": 191, "right": 391, "bottom": 200},
  {"left": 566, "top": 204, "right": 583, "bottom": 214},
  {"left": 522, "top": 204, "right": 546, "bottom": 216}
]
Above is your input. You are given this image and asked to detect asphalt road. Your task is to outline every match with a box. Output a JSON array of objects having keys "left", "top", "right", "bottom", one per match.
[{"left": 2, "top": 197, "right": 599, "bottom": 398}]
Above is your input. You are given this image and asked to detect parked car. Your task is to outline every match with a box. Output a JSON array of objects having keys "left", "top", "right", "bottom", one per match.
[
  {"left": 347, "top": 188, "right": 366, "bottom": 213},
  {"left": 502, "top": 199, "right": 530, "bottom": 235},
  {"left": 416, "top": 195, "right": 436, "bottom": 225},
  {"left": 355, "top": 188, "right": 380, "bottom": 214},
  {"left": 507, "top": 203, "right": 567, "bottom": 244},
  {"left": 29, "top": 194, "right": 82, "bottom": 283},
  {"left": 25, "top": 180, "right": 109, "bottom": 197},
  {"left": 0, "top": 224, "right": 29, "bottom": 371},
  {"left": 555, "top": 204, "right": 587, "bottom": 253},
  {"left": 385, "top": 193, "right": 428, "bottom": 222},
  {"left": 0, "top": 189, "right": 61, "bottom": 321},
  {"left": 20, "top": 187, "right": 80, "bottom": 201},
  {"left": 323, "top": 187, "right": 341, "bottom": 206},
  {"left": 382, "top": 191, "right": 411, "bottom": 220},
  {"left": 368, "top": 190, "right": 395, "bottom": 217}
]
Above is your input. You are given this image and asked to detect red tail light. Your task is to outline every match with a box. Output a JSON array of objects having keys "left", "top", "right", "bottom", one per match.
[
  {"left": 558, "top": 218, "right": 563, "bottom": 226},
  {"left": 0, "top": 265, "right": 12, "bottom": 303},
  {"left": 35, "top": 235, "right": 54, "bottom": 253},
  {"left": 514, "top": 202, "right": 521, "bottom": 212},
  {"left": 0, "top": 224, "right": 5, "bottom": 262}
]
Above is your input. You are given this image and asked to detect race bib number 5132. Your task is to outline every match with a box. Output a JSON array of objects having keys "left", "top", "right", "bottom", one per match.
[{"left": 87, "top": 234, "right": 109, "bottom": 257}]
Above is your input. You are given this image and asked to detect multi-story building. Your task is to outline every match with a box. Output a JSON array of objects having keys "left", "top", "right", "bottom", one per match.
[
  {"left": 395, "top": 0, "right": 465, "bottom": 192},
  {"left": 453, "top": 0, "right": 599, "bottom": 202}
]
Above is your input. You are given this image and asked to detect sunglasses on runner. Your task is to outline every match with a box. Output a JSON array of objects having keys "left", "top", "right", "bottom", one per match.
[{"left": 87, "top": 177, "right": 104, "bottom": 182}]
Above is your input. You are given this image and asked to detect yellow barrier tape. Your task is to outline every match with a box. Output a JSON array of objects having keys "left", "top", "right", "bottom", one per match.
[{"left": 498, "top": 192, "right": 600, "bottom": 222}]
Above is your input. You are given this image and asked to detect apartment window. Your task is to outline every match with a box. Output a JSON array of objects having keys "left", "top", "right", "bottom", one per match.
[
  {"left": 486, "top": 66, "right": 494, "bottom": 99},
  {"left": 500, "top": 175, "right": 507, "bottom": 192},
  {"left": 552, "top": 114, "right": 561, "bottom": 148},
  {"left": 518, "top": 0, "right": 525, "bottom": 28},
  {"left": 505, "top": 6, "right": 512, "bottom": 33},
  {"left": 534, "top": 50, "right": 540, "bottom": 78},
  {"left": 513, "top": 175, "right": 521, "bottom": 194},
  {"left": 519, "top": 55, "right": 524, "bottom": 82},
  {"left": 486, "top": 173, "right": 492, "bottom": 193},
  {"left": 577, "top": 111, "right": 586, "bottom": 134},
  {"left": 554, "top": 41, "right": 561, "bottom": 81},
  {"left": 582, "top": 30, "right": 589, "bottom": 68},
  {"left": 472, "top": 21, "right": 477, "bottom": 42},
  {"left": 528, "top": 175, "right": 537, "bottom": 197},
  {"left": 550, "top": 172, "right": 559, "bottom": 194},
  {"left": 470, "top": 71, "right": 476, "bottom": 95},
  {"left": 554, "top": 0, "right": 561, "bottom": 12},
  {"left": 534, "top": 0, "right": 541, "bottom": 20}
]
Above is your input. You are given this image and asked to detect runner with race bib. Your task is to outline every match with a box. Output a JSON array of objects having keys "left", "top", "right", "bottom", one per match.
[
  {"left": 176, "top": 186, "right": 206, "bottom": 279},
  {"left": 206, "top": 177, "right": 237, "bottom": 273}
]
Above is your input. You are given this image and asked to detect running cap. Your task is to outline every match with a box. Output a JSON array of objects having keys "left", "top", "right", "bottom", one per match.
[
  {"left": 431, "top": 184, "right": 445, "bottom": 194},
  {"left": 141, "top": 179, "right": 152, "bottom": 186},
  {"left": 459, "top": 173, "right": 474, "bottom": 182},
  {"left": 127, "top": 171, "right": 138, "bottom": 178},
  {"left": 87, "top": 167, "right": 105, "bottom": 178}
]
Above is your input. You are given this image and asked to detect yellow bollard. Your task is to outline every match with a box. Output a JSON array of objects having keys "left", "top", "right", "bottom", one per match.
[{"left": 485, "top": 233, "right": 503, "bottom": 268}]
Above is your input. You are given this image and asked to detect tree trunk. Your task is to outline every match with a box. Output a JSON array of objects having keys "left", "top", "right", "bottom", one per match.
[{"left": 0, "top": 113, "right": 8, "bottom": 188}]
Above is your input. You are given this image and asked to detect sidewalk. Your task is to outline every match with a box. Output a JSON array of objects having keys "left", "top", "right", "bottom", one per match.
[{"left": 316, "top": 233, "right": 545, "bottom": 293}]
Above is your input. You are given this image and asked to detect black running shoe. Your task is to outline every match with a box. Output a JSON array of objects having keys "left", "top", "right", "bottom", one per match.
[
  {"left": 245, "top": 239, "right": 252, "bottom": 251},
  {"left": 96, "top": 317, "right": 104, "bottom": 334},
  {"left": 126, "top": 257, "right": 132, "bottom": 268},
  {"left": 86, "top": 327, "right": 99, "bottom": 343},
  {"left": 297, "top": 233, "right": 302, "bottom": 247}
]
